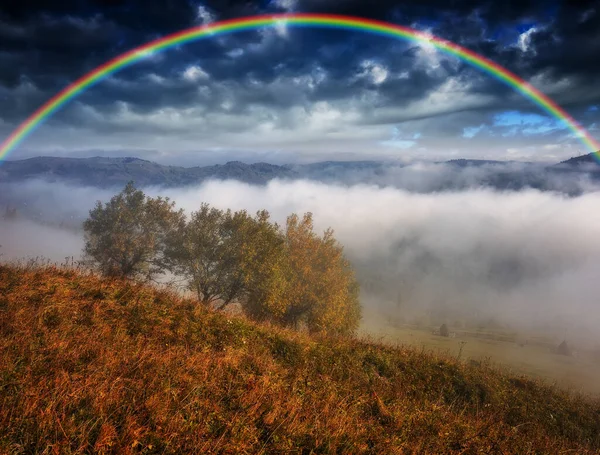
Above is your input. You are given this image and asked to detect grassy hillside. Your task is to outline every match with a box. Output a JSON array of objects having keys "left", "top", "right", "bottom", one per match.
[{"left": 1, "top": 264, "right": 600, "bottom": 454}]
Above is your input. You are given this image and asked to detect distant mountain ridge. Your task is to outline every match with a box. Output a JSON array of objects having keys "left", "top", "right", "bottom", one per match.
[
  {"left": 0, "top": 156, "right": 298, "bottom": 188},
  {"left": 555, "top": 153, "right": 599, "bottom": 167},
  {"left": 0, "top": 152, "right": 599, "bottom": 189}
]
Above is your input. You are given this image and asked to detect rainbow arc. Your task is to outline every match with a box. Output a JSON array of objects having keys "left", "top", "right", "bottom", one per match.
[{"left": 0, "top": 14, "right": 598, "bottom": 162}]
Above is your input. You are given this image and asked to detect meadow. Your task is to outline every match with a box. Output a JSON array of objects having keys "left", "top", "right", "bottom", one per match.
[
  {"left": 360, "top": 321, "right": 600, "bottom": 397},
  {"left": 1, "top": 262, "right": 600, "bottom": 454}
]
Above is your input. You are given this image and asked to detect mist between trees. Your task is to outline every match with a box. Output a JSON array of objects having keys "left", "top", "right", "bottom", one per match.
[{"left": 82, "top": 182, "right": 361, "bottom": 336}]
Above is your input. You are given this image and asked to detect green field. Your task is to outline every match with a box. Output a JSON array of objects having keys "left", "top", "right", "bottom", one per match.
[{"left": 360, "top": 320, "right": 600, "bottom": 396}]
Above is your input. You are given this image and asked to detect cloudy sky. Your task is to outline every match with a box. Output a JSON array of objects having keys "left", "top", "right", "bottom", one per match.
[{"left": 1, "top": 0, "right": 599, "bottom": 165}]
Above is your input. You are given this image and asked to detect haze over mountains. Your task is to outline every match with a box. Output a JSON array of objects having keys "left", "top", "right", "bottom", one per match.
[{"left": 1, "top": 153, "right": 600, "bottom": 193}]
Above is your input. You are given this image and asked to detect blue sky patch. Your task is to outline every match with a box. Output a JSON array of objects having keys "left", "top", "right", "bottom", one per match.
[
  {"left": 462, "top": 125, "right": 486, "bottom": 138},
  {"left": 494, "top": 111, "right": 564, "bottom": 137}
]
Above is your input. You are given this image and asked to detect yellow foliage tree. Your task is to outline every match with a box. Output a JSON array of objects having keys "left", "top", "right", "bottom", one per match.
[
  {"left": 240, "top": 212, "right": 361, "bottom": 336},
  {"left": 229, "top": 210, "right": 293, "bottom": 323},
  {"left": 282, "top": 213, "right": 361, "bottom": 335}
]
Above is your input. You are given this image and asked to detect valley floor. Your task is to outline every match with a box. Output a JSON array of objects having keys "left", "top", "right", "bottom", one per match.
[{"left": 360, "top": 321, "right": 600, "bottom": 397}]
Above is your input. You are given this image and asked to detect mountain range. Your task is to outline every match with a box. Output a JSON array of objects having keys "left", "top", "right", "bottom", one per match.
[
  {"left": 0, "top": 153, "right": 599, "bottom": 190},
  {"left": 0, "top": 156, "right": 298, "bottom": 188}
]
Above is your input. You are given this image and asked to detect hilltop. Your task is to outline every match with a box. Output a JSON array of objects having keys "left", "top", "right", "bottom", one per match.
[
  {"left": 557, "top": 152, "right": 600, "bottom": 167},
  {"left": 1, "top": 264, "right": 599, "bottom": 453}
]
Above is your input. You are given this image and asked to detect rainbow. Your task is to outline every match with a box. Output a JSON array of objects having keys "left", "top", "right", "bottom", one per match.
[{"left": 1, "top": 13, "right": 598, "bottom": 162}]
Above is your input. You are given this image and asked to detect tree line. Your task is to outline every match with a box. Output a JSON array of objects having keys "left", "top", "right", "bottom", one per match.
[{"left": 83, "top": 182, "right": 361, "bottom": 336}]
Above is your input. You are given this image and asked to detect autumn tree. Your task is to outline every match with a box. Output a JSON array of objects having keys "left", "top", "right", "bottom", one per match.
[
  {"left": 240, "top": 212, "right": 361, "bottom": 336},
  {"left": 235, "top": 210, "right": 289, "bottom": 321},
  {"left": 83, "top": 183, "right": 361, "bottom": 335},
  {"left": 283, "top": 213, "right": 361, "bottom": 335},
  {"left": 83, "top": 182, "right": 184, "bottom": 280}
]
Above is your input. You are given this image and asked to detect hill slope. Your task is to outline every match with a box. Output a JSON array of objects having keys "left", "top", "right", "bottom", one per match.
[
  {"left": 1, "top": 264, "right": 599, "bottom": 454},
  {"left": 558, "top": 153, "right": 600, "bottom": 167}
]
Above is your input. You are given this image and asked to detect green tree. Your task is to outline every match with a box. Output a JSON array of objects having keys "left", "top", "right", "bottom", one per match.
[
  {"left": 83, "top": 182, "right": 184, "bottom": 280},
  {"left": 165, "top": 206, "right": 287, "bottom": 310},
  {"left": 164, "top": 204, "right": 245, "bottom": 307}
]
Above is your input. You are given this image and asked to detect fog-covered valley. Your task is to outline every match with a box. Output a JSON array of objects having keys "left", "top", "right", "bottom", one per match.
[{"left": 3, "top": 160, "right": 600, "bottom": 351}]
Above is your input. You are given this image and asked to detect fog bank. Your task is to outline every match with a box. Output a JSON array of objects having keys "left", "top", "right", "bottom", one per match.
[{"left": 2, "top": 178, "right": 600, "bottom": 344}]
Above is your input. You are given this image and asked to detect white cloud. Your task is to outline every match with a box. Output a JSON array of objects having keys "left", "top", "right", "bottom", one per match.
[
  {"left": 274, "top": 19, "right": 289, "bottom": 38},
  {"left": 226, "top": 48, "right": 244, "bottom": 58},
  {"left": 516, "top": 26, "right": 538, "bottom": 54},
  {"left": 273, "top": 0, "right": 297, "bottom": 11},
  {"left": 145, "top": 73, "right": 167, "bottom": 85},
  {"left": 182, "top": 65, "right": 210, "bottom": 82},
  {"left": 358, "top": 60, "right": 389, "bottom": 85},
  {"left": 196, "top": 5, "right": 215, "bottom": 24}
]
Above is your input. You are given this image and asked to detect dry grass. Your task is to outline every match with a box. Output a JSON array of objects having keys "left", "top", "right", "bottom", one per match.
[
  {"left": 1, "top": 263, "right": 600, "bottom": 454},
  {"left": 360, "top": 322, "right": 600, "bottom": 397}
]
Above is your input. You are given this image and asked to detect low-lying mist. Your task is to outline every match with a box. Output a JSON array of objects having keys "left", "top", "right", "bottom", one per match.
[
  {"left": 2, "top": 175, "right": 600, "bottom": 346},
  {"left": 293, "top": 160, "right": 600, "bottom": 195}
]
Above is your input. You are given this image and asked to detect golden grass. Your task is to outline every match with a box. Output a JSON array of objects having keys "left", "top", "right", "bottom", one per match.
[
  {"left": 360, "top": 322, "right": 600, "bottom": 397},
  {"left": 1, "top": 263, "right": 600, "bottom": 454}
]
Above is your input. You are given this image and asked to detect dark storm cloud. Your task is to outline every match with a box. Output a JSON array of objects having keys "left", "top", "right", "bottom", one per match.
[
  {"left": 525, "top": 6, "right": 600, "bottom": 81},
  {"left": 0, "top": 0, "right": 598, "bottom": 158},
  {"left": 285, "top": 0, "right": 542, "bottom": 20},
  {"left": 284, "top": 0, "right": 600, "bottom": 102}
]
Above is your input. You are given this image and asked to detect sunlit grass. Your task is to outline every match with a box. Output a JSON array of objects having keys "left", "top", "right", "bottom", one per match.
[{"left": 1, "top": 263, "right": 599, "bottom": 453}]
